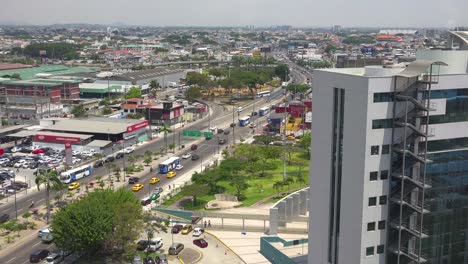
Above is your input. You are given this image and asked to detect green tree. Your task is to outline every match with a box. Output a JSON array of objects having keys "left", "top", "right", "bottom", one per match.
[
  {"left": 11, "top": 73, "right": 21, "bottom": 80},
  {"left": 70, "top": 104, "right": 87, "bottom": 118},
  {"left": 183, "top": 183, "right": 210, "bottom": 208},
  {"left": 273, "top": 181, "right": 284, "bottom": 196},
  {"left": 192, "top": 170, "right": 222, "bottom": 193},
  {"left": 124, "top": 86, "right": 142, "bottom": 99},
  {"left": 257, "top": 146, "right": 282, "bottom": 177},
  {"left": 184, "top": 86, "right": 202, "bottom": 100},
  {"left": 230, "top": 175, "right": 249, "bottom": 201},
  {"left": 168, "top": 143, "right": 175, "bottom": 153},
  {"left": 299, "top": 132, "right": 311, "bottom": 158},
  {"left": 143, "top": 156, "right": 152, "bottom": 166},
  {"left": 149, "top": 80, "right": 160, "bottom": 98},
  {"left": 22, "top": 211, "right": 32, "bottom": 226},
  {"left": 186, "top": 72, "right": 209, "bottom": 87},
  {"left": 144, "top": 150, "right": 153, "bottom": 157},
  {"left": 127, "top": 155, "right": 137, "bottom": 167},
  {"left": 35, "top": 169, "right": 64, "bottom": 224},
  {"left": 160, "top": 124, "right": 172, "bottom": 154},
  {"left": 101, "top": 107, "right": 112, "bottom": 115},
  {"left": 105, "top": 162, "right": 116, "bottom": 179},
  {"left": 274, "top": 64, "right": 290, "bottom": 81}
]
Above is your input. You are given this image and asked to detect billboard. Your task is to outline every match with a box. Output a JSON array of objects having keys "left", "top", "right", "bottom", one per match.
[
  {"left": 305, "top": 112, "right": 312, "bottom": 123},
  {"left": 126, "top": 120, "right": 148, "bottom": 133},
  {"left": 35, "top": 134, "right": 81, "bottom": 143},
  {"left": 64, "top": 142, "right": 73, "bottom": 166}
]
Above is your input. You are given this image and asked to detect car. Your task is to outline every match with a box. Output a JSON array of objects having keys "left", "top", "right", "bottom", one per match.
[
  {"left": 128, "top": 177, "right": 139, "bottom": 184},
  {"left": 38, "top": 228, "right": 50, "bottom": 238},
  {"left": 136, "top": 240, "right": 149, "bottom": 251},
  {"left": 68, "top": 182, "right": 80, "bottom": 190},
  {"left": 150, "top": 192, "right": 160, "bottom": 200},
  {"left": 190, "top": 144, "right": 198, "bottom": 151},
  {"left": 0, "top": 213, "right": 10, "bottom": 224},
  {"left": 45, "top": 253, "right": 63, "bottom": 264},
  {"left": 29, "top": 249, "right": 50, "bottom": 263},
  {"left": 143, "top": 257, "right": 155, "bottom": 264},
  {"left": 132, "top": 184, "right": 144, "bottom": 192},
  {"left": 11, "top": 146, "right": 22, "bottom": 153},
  {"left": 93, "top": 160, "right": 104, "bottom": 167},
  {"left": 181, "top": 224, "right": 193, "bottom": 235},
  {"left": 249, "top": 123, "right": 257, "bottom": 128},
  {"left": 251, "top": 111, "right": 258, "bottom": 116},
  {"left": 193, "top": 238, "right": 208, "bottom": 248},
  {"left": 171, "top": 224, "right": 183, "bottom": 234},
  {"left": 217, "top": 129, "right": 224, "bottom": 134},
  {"left": 224, "top": 129, "right": 230, "bottom": 135},
  {"left": 191, "top": 154, "right": 199, "bottom": 161},
  {"left": 32, "top": 149, "right": 45, "bottom": 155},
  {"left": 149, "top": 177, "right": 160, "bottom": 184},
  {"left": 175, "top": 164, "right": 183, "bottom": 170},
  {"left": 115, "top": 152, "right": 124, "bottom": 159},
  {"left": 104, "top": 155, "right": 115, "bottom": 162},
  {"left": 218, "top": 139, "right": 226, "bottom": 145},
  {"left": 166, "top": 171, "right": 176, "bottom": 178},
  {"left": 154, "top": 187, "right": 163, "bottom": 194},
  {"left": 168, "top": 243, "right": 184, "bottom": 255},
  {"left": 155, "top": 254, "right": 168, "bottom": 264},
  {"left": 237, "top": 107, "right": 243, "bottom": 112},
  {"left": 141, "top": 198, "right": 152, "bottom": 206},
  {"left": 209, "top": 125, "right": 217, "bottom": 131},
  {"left": 230, "top": 123, "right": 237, "bottom": 127},
  {"left": 181, "top": 153, "right": 191, "bottom": 159},
  {"left": 287, "top": 135, "right": 295, "bottom": 140},
  {"left": 147, "top": 237, "right": 163, "bottom": 252},
  {"left": 192, "top": 228, "right": 204, "bottom": 237},
  {"left": 124, "top": 146, "right": 135, "bottom": 154}
]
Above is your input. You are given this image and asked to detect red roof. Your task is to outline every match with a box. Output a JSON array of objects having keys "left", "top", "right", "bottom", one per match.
[
  {"left": 126, "top": 98, "right": 143, "bottom": 103},
  {"left": 0, "top": 63, "right": 34, "bottom": 71},
  {"left": 122, "top": 104, "right": 138, "bottom": 109}
]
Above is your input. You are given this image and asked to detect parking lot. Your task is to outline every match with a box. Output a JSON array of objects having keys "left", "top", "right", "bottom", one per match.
[{"left": 135, "top": 221, "right": 244, "bottom": 264}]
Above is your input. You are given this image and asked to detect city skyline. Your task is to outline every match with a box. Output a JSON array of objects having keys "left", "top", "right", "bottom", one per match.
[{"left": 0, "top": 0, "right": 467, "bottom": 28}]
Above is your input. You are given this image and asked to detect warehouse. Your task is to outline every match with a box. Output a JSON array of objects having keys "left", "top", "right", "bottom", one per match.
[{"left": 94, "top": 68, "right": 186, "bottom": 88}]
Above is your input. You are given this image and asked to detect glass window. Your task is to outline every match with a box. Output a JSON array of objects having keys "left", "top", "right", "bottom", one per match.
[
  {"left": 380, "top": 170, "right": 389, "bottom": 180},
  {"left": 371, "top": 146, "right": 379, "bottom": 155},
  {"left": 377, "top": 245, "right": 385, "bottom": 254},
  {"left": 382, "top": 144, "right": 390, "bottom": 154},
  {"left": 369, "top": 197, "right": 377, "bottom": 206},
  {"left": 373, "top": 92, "right": 394, "bottom": 102},
  {"left": 372, "top": 119, "right": 393, "bottom": 129},
  {"left": 366, "top": 246, "right": 375, "bottom": 256},
  {"left": 369, "top": 171, "right": 378, "bottom": 181},
  {"left": 378, "top": 220, "right": 386, "bottom": 230},
  {"left": 367, "top": 222, "right": 376, "bottom": 231},
  {"left": 379, "top": 195, "right": 387, "bottom": 205}
]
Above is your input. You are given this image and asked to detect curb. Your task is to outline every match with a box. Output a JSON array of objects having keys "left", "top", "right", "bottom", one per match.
[
  {"left": 177, "top": 256, "right": 186, "bottom": 264},
  {"left": 205, "top": 231, "right": 247, "bottom": 264}
]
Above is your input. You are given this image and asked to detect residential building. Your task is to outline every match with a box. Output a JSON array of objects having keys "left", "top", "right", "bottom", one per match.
[{"left": 308, "top": 48, "right": 468, "bottom": 264}]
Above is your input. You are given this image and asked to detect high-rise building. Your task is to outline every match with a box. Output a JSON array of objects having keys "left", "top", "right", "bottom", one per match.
[{"left": 308, "top": 46, "right": 468, "bottom": 264}]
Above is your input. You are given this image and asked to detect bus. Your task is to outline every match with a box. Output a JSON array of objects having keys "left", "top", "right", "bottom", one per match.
[
  {"left": 239, "top": 116, "right": 251, "bottom": 127},
  {"left": 256, "top": 91, "right": 271, "bottom": 98},
  {"left": 60, "top": 165, "right": 93, "bottom": 184},
  {"left": 158, "top": 157, "right": 180, "bottom": 174},
  {"left": 259, "top": 106, "right": 270, "bottom": 116}
]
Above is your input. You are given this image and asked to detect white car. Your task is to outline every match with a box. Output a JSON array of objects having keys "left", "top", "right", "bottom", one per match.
[
  {"left": 175, "top": 164, "right": 183, "bottom": 170},
  {"left": 181, "top": 153, "right": 191, "bottom": 159},
  {"left": 147, "top": 237, "right": 163, "bottom": 252},
  {"left": 237, "top": 107, "right": 243, "bottom": 112},
  {"left": 209, "top": 125, "right": 217, "bottom": 131},
  {"left": 11, "top": 146, "right": 22, "bottom": 153},
  {"left": 72, "top": 150, "right": 80, "bottom": 156},
  {"left": 14, "top": 160, "right": 26, "bottom": 168},
  {"left": 124, "top": 146, "right": 135, "bottom": 154},
  {"left": 38, "top": 228, "right": 50, "bottom": 238},
  {"left": 192, "top": 228, "right": 204, "bottom": 237}
]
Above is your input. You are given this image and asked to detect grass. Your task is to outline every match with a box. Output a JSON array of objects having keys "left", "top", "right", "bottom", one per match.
[{"left": 162, "top": 152, "right": 309, "bottom": 210}]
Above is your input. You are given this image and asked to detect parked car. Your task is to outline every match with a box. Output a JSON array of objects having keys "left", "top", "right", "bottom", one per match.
[
  {"left": 115, "top": 152, "right": 124, "bottom": 159},
  {"left": 141, "top": 198, "right": 152, "bottom": 206},
  {"left": 128, "top": 177, "right": 139, "bottom": 184},
  {"left": 0, "top": 213, "right": 10, "bottom": 224},
  {"left": 191, "top": 154, "right": 199, "bottom": 161},
  {"left": 124, "top": 146, "right": 135, "bottom": 154},
  {"left": 193, "top": 238, "right": 208, "bottom": 248},
  {"left": 168, "top": 243, "right": 184, "bottom": 255},
  {"left": 136, "top": 240, "right": 150, "bottom": 251},
  {"left": 93, "top": 160, "right": 104, "bottom": 168},
  {"left": 181, "top": 224, "right": 193, "bottom": 235},
  {"left": 171, "top": 224, "right": 183, "bottom": 234},
  {"left": 192, "top": 228, "right": 204, "bottom": 237},
  {"left": 29, "top": 249, "right": 50, "bottom": 263},
  {"left": 32, "top": 149, "right": 45, "bottom": 155},
  {"left": 147, "top": 237, "right": 163, "bottom": 252},
  {"left": 143, "top": 257, "right": 155, "bottom": 264},
  {"left": 150, "top": 192, "right": 160, "bottom": 201},
  {"left": 155, "top": 254, "right": 168, "bottom": 264},
  {"left": 154, "top": 187, "right": 163, "bottom": 194}
]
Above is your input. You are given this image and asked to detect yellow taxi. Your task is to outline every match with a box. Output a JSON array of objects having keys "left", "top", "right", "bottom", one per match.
[
  {"left": 181, "top": 224, "right": 193, "bottom": 235},
  {"left": 149, "top": 177, "right": 160, "bottom": 184},
  {"left": 132, "top": 184, "right": 144, "bottom": 192},
  {"left": 68, "top": 182, "right": 80, "bottom": 190},
  {"left": 166, "top": 171, "right": 177, "bottom": 178},
  {"left": 287, "top": 135, "right": 296, "bottom": 140}
]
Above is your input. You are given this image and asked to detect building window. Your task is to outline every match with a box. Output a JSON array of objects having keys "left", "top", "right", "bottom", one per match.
[
  {"left": 380, "top": 170, "right": 389, "bottom": 180},
  {"left": 369, "top": 171, "right": 378, "bottom": 181},
  {"left": 382, "top": 144, "right": 390, "bottom": 154},
  {"left": 371, "top": 146, "right": 379, "bottom": 155},
  {"left": 369, "top": 197, "right": 377, "bottom": 206},
  {"left": 379, "top": 195, "right": 387, "bottom": 205},
  {"left": 372, "top": 119, "right": 393, "bottom": 129},
  {"left": 367, "top": 222, "right": 376, "bottom": 231},
  {"left": 377, "top": 245, "right": 385, "bottom": 254},
  {"left": 378, "top": 220, "right": 386, "bottom": 230},
  {"left": 366, "top": 246, "right": 375, "bottom": 256},
  {"left": 373, "top": 92, "right": 394, "bottom": 102}
]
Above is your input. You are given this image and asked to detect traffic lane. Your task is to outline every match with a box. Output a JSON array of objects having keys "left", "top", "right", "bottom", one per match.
[{"left": 0, "top": 232, "right": 57, "bottom": 264}]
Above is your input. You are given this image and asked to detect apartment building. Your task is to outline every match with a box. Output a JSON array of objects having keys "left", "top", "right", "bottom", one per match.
[{"left": 308, "top": 47, "right": 468, "bottom": 264}]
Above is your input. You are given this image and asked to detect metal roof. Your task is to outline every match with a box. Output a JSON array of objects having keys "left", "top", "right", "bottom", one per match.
[
  {"left": 87, "top": 140, "right": 112, "bottom": 148},
  {"left": 396, "top": 60, "right": 448, "bottom": 78},
  {"left": 42, "top": 118, "right": 144, "bottom": 134},
  {"left": 0, "top": 125, "right": 30, "bottom": 135},
  {"left": 7, "top": 130, "right": 93, "bottom": 140},
  {"left": 109, "top": 69, "right": 184, "bottom": 82},
  {"left": 0, "top": 65, "right": 95, "bottom": 80}
]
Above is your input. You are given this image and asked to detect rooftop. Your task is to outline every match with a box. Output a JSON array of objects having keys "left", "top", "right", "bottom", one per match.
[
  {"left": 0, "top": 65, "right": 95, "bottom": 80},
  {"left": 0, "top": 78, "right": 81, "bottom": 87},
  {"left": 41, "top": 117, "right": 146, "bottom": 134},
  {"left": 108, "top": 68, "right": 184, "bottom": 82},
  {"left": 0, "top": 63, "right": 33, "bottom": 71}
]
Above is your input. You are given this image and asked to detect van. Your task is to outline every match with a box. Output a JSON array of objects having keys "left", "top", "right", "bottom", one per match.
[
  {"left": 29, "top": 249, "right": 50, "bottom": 263},
  {"left": 168, "top": 243, "right": 184, "bottom": 255}
]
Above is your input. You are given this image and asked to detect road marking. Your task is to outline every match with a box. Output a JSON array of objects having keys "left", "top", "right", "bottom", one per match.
[
  {"left": 5, "top": 257, "right": 16, "bottom": 264},
  {"left": 32, "top": 241, "right": 41, "bottom": 247},
  {"left": 37, "top": 198, "right": 44, "bottom": 203}
]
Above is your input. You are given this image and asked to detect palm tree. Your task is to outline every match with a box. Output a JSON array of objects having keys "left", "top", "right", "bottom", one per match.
[
  {"left": 160, "top": 124, "right": 172, "bottom": 154},
  {"left": 35, "top": 169, "right": 63, "bottom": 224},
  {"left": 149, "top": 80, "right": 160, "bottom": 98}
]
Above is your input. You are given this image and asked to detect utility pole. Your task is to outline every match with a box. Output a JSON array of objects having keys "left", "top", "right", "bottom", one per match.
[
  {"left": 232, "top": 105, "right": 235, "bottom": 144},
  {"left": 283, "top": 93, "right": 288, "bottom": 183}
]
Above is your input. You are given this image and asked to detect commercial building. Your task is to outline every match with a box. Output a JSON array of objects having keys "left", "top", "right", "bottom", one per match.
[
  {"left": 94, "top": 68, "right": 186, "bottom": 88},
  {"left": 308, "top": 48, "right": 468, "bottom": 264}
]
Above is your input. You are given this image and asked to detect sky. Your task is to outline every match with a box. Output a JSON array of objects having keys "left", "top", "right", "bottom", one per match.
[{"left": 1, "top": 0, "right": 467, "bottom": 28}]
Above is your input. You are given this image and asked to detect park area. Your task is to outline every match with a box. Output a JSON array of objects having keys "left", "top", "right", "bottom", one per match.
[{"left": 163, "top": 135, "right": 311, "bottom": 211}]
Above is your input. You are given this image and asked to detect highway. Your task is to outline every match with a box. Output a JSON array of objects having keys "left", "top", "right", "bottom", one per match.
[{"left": 0, "top": 58, "right": 306, "bottom": 263}]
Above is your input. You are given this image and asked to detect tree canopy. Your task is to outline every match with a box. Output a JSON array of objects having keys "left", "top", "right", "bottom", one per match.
[
  {"left": 70, "top": 104, "right": 87, "bottom": 118},
  {"left": 186, "top": 72, "right": 210, "bottom": 87},
  {"left": 124, "top": 86, "right": 142, "bottom": 99},
  {"left": 184, "top": 86, "right": 202, "bottom": 100},
  {"left": 21, "top": 43, "right": 81, "bottom": 60},
  {"left": 274, "top": 64, "right": 290, "bottom": 81}
]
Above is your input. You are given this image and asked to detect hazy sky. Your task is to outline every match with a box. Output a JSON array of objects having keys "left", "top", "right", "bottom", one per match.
[{"left": 1, "top": 0, "right": 467, "bottom": 27}]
